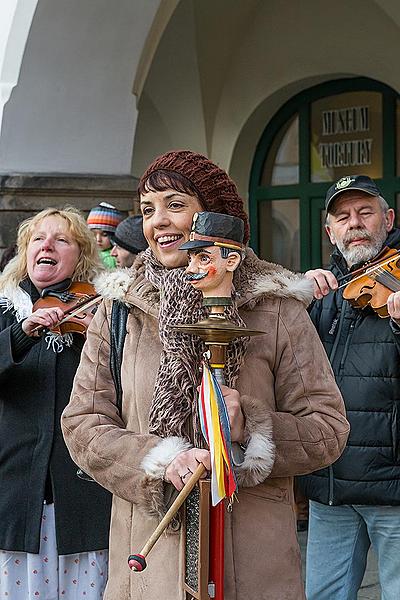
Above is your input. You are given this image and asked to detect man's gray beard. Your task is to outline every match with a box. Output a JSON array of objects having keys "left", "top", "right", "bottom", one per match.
[{"left": 336, "top": 224, "right": 388, "bottom": 267}]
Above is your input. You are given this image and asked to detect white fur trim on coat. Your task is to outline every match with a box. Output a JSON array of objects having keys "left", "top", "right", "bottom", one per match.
[
  {"left": 0, "top": 285, "right": 32, "bottom": 321},
  {"left": 251, "top": 272, "right": 313, "bottom": 307},
  {"left": 235, "top": 432, "right": 275, "bottom": 487},
  {"left": 235, "top": 395, "right": 276, "bottom": 487},
  {"left": 141, "top": 437, "right": 192, "bottom": 479},
  {"left": 93, "top": 269, "right": 132, "bottom": 304},
  {"left": 93, "top": 251, "right": 315, "bottom": 310}
]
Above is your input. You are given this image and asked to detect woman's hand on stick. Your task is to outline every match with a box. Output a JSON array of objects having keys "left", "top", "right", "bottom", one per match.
[{"left": 164, "top": 448, "right": 210, "bottom": 491}]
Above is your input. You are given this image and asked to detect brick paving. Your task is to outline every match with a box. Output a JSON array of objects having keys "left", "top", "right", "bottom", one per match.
[{"left": 297, "top": 530, "right": 380, "bottom": 599}]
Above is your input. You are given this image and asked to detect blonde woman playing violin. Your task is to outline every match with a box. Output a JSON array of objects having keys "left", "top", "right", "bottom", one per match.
[
  {"left": 0, "top": 207, "right": 111, "bottom": 600},
  {"left": 300, "top": 175, "right": 400, "bottom": 600}
]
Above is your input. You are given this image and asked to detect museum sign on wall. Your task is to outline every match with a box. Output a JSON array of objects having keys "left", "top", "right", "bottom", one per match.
[{"left": 311, "top": 91, "right": 382, "bottom": 182}]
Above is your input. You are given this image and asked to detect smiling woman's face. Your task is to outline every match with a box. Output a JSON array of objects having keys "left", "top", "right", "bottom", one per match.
[
  {"left": 141, "top": 189, "right": 203, "bottom": 268},
  {"left": 27, "top": 215, "right": 81, "bottom": 291}
]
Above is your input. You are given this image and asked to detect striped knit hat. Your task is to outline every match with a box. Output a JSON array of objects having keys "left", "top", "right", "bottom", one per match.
[
  {"left": 87, "top": 202, "right": 123, "bottom": 234},
  {"left": 138, "top": 150, "right": 250, "bottom": 243}
]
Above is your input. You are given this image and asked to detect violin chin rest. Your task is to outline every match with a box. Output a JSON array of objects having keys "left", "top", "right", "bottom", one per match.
[{"left": 41, "top": 278, "right": 72, "bottom": 298}]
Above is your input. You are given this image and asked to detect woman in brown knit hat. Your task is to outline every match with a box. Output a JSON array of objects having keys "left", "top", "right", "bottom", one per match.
[
  {"left": 138, "top": 149, "right": 250, "bottom": 242},
  {"left": 62, "top": 150, "right": 349, "bottom": 600}
]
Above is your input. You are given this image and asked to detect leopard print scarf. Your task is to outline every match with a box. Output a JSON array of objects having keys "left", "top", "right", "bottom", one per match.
[{"left": 143, "top": 248, "right": 248, "bottom": 446}]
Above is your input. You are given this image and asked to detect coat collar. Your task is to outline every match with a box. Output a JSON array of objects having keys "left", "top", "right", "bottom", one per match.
[{"left": 94, "top": 249, "right": 313, "bottom": 313}]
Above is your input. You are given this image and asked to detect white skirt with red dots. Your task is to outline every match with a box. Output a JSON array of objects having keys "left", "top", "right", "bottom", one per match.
[{"left": 0, "top": 502, "right": 108, "bottom": 599}]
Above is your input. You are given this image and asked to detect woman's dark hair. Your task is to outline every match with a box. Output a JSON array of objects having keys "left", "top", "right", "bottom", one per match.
[
  {"left": 138, "top": 150, "right": 250, "bottom": 243},
  {"left": 137, "top": 170, "right": 205, "bottom": 208}
]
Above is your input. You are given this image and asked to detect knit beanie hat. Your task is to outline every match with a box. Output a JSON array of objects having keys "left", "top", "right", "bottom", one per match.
[
  {"left": 138, "top": 150, "right": 250, "bottom": 243},
  {"left": 110, "top": 215, "right": 148, "bottom": 255},
  {"left": 87, "top": 202, "right": 123, "bottom": 234}
]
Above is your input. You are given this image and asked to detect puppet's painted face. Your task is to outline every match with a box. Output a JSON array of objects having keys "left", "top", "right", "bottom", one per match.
[{"left": 185, "top": 246, "right": 241, "bottom": 297}]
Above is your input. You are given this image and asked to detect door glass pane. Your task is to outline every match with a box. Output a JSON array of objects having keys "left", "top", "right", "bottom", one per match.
[
  {"left": 311, "top": 91, "right": 383, "bottom": 182},
  {"left": 261, "top": 115, "right": 299, "bottom": 186},
  {"left": 258, "top": 199, "right": 300, "bottom": 270},
  {"left": 397, "top": 100, "right": 400, "bottom": 176},
  {"left": 396, "top": 194, "right": 400, "bottom": 227},
  {"left": 320, "top": 208, "right": 333, "bottom": 268}
]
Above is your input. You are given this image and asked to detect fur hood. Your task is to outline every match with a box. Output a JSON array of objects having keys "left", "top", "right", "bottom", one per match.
[{"left": 94, "top": 248, "right": 313, "bottom": 312}]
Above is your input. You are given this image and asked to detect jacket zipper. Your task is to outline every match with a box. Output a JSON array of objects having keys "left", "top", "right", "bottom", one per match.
[
  {"left": 328, "top": 466, "right": 334, "bottom": 505},
  {"left": 328, "top": 314, "right": 356, "bottom": 504},
  {"left": 338, "top": 320, "right": 356, "bottom": 374},
  {"left": 327, "top": 299, "right": 348, "bottom": 505},
  {"left": 328, "top": 299, "right": 346, "bottom": 366}
]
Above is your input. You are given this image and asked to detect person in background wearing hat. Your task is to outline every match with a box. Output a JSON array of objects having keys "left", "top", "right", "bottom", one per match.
[
  {"left": 87, "top": 201, "right": 123, "bottom": 269},
  {"left": 62, "top": 150, "right": 348, "bottom": 600},
  {"left": 110, "top": 215, "right": 148, "bottom": 268},
  {"left": 299, "top": 175, "right": 400, "bottom": 600}
]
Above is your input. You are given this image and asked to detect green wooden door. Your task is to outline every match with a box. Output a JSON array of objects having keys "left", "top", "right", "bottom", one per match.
[{"left": 250, "top": 77, "right": 400, "bottom": 272}]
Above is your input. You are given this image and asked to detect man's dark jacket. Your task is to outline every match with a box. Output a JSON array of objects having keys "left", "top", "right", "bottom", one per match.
[{"left": 299, "top": 228, "right": 400, "bottom": 505}]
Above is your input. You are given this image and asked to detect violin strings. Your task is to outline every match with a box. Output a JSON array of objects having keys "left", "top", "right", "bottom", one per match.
[
  {"left": 338, "top": 265, "right": 400, "bottom": 294},
  {"left": 374, "top": 268, "right": 400, "bottom": 292},
  {"left": 58, "top": 296, "right": 101, "bottom": 324},
  {"left": 337, "top": 254, "right": 400, "bottom": 290}
]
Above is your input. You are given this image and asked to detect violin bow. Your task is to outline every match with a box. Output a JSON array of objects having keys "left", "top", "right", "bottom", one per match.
[
  {"left": 56, "top": 294, "right": 102, "bottom": 324},
  {"left": 337, "top": 249, "right": 400, "bottom": 290}
]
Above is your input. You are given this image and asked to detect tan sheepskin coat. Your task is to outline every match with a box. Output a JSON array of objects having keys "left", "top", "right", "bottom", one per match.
[{"left": 62, "top": 251, "right": 349, "bottom": 600}]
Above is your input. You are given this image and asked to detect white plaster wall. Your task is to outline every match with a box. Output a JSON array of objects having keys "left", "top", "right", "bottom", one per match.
[
  {"left": 0, "top": 0, "right": 160, "bottom": 175},
  {"left": 132, "top": 0, "right": 259, "bottom": 177},
  {"left": 132, "top": 0, "right": 207, "bottom": 178},
  {"left": 0, "top": 0, "right": 38, "bottom": 133}
]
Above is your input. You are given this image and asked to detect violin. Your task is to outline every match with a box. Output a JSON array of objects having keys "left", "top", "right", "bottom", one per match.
[
  {"left": 341, "top": 246, "right": 400, "bottom": 318},
  {"left": 32, "top": 279, "right": 102, "bottom": 336}
]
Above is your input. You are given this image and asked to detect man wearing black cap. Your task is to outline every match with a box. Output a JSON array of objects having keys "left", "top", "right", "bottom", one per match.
[
  {"left": 299, "top": 175, "right": 400, "bottom": 600},
  {"left": 110, "top": 215, "right": 148, "bottom": 268}
]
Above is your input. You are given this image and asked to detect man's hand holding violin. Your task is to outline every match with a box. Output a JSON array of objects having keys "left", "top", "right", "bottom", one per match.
[
  {"left": 305, "top": 269, "right": 338, "bottom": 300},
  {"left": 306, "top": 269, "right": 400, "bottom": 325}
]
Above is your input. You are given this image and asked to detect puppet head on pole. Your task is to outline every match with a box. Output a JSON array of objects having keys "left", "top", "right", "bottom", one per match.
[{"left": 180, "top": 211, "right": 244, "bottom": 301}]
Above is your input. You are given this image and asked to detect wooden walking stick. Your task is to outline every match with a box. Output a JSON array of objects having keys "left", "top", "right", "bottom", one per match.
[{"left": 128, "top": 462, "right": 206, "bottom": 572}]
